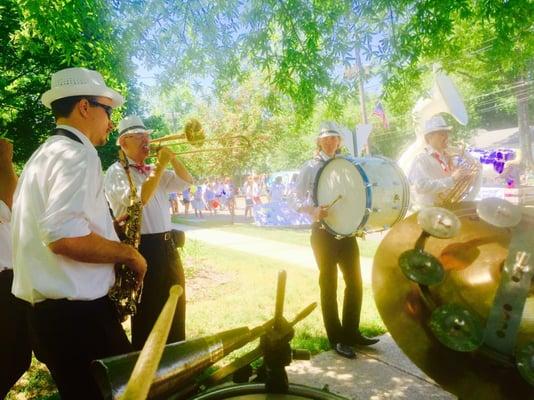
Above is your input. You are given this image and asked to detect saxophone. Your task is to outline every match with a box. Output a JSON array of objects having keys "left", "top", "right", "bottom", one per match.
[{"left": 108, "top": 149, "right": 144, "bottom": 322}]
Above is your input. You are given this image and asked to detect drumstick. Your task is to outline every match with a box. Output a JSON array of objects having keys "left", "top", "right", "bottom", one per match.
[{"left": 324, "top": 194, "right": 342, "bottom": 210}]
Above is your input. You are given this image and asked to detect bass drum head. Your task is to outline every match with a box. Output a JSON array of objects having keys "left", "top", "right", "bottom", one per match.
[
  {"left": 190, "top": 384, "right": 347, "bottom": 399},
  {"left": 314, "top": 158, "right": 367, "bottom": 236}
]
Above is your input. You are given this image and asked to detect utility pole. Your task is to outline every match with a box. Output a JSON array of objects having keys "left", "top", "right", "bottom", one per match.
[
  {"left": 516, "top": 77, "right": 533, "bottom": 172},
  {"left": 355, "top": 46, "right": 368, "bottom": 124}
]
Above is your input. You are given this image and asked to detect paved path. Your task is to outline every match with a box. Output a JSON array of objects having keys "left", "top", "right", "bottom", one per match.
[
  {"left": 172, "top": 222, "right": 374, "bottom": 284},
  {"left": 174, "top": 221, "right": 455, "bottom": 399}
]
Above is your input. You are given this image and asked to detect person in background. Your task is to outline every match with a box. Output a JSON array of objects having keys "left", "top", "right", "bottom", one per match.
[
  {"left": 243, "top": 175, "right": 255, "bottom": 218},
  {"left": 105, "top": 115, "right": 192, "bottom": 350},
  {"left": 182, "top": 186, "right": 191, "bottom": 216},
  {"left": 0, "top": 138, "right": 32, "bottom": 399},
  {"left": 223, "top": 177, "right": 236, "bottom": 224},
  {"left": 269, "top": 176, "right": 285, "bottom": 203},
  {"left": 295, "top": 122, "right": 378, "bottom": 360},
  {"left": 192, "top": 182, "right": 205, "bottom": 218},
  {"left": 169, "top": 191, "right": 179, "bottom": 214},
  {"left": 11, "top": 67, "right": 146, "bottom": 399}
]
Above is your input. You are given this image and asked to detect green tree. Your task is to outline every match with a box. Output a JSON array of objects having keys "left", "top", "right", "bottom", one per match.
[
  {"left": 1, "top": 0, "right": 135, "bottom": 166},
  {"left": 384, "top": 0, "right": 534, "bottom": 164}
]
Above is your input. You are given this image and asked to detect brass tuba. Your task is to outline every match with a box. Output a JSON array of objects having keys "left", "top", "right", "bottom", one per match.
[{"left": 437, "top": 145, "right": 482, "bottom": 206}]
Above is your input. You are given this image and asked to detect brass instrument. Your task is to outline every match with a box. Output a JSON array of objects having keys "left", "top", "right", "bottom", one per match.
[
  {"left": 121, "top": 285, "right": 183, "bottom": 400},
  {"left": 437, "top": 146, "right": 482, "bottom": 206},
  {"left": 150, "top": 118, "right": 205, "bottom": 146},
  {"left": 93, "top": 271, "right": 318, "bottom": 400},
  {"left": 373, "top": 202, "right": 534, "bottom": 399},
  {"left": 149, "top": 118, "right": 250, "bottom": 157},
  {"left": 108, "top": 149, "right": 144, "bottom": 322}
]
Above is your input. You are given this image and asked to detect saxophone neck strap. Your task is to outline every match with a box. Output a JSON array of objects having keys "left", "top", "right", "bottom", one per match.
[{"left": 54, "top": 128, "right": 83, "bottom": 144}]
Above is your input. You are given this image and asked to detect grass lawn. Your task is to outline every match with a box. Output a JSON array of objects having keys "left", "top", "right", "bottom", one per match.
[
  {"left": 172, "top": 216, "right": 381, "bottom": 258},
  {"left": 8, "top": 238, "right": 385, "bottom": 399}
]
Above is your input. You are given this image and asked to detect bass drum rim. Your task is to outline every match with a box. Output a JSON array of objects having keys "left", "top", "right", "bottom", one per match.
[{"left": 190, "top": 383, "right": 347, "bottom": 400}]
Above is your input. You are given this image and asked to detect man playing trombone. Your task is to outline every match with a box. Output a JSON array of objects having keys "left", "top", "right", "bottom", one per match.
[{"left": 104, "top": 115, "right": 193, "bottom": 349}]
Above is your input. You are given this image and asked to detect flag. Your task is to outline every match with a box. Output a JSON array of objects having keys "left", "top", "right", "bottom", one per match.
[{"left": 372, "top": 102, "right": 389, "bottom": 129}]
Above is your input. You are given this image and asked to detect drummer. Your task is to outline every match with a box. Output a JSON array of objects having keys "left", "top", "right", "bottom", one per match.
[{"left": 295, "top": 122, "right": 379, "bottom": 359}]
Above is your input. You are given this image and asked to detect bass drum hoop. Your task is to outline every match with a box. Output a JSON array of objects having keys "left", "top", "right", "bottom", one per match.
[{"left": 190, "top": 383, "right": 347, "bottom": 399}]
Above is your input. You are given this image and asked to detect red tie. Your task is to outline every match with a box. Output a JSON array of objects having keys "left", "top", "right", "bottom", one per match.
[
  {"left": 130, "top": 164, "right": 151, "bottom": 175},
  {"left": 431, "top": 152, "right": 450, "bottom": 173}
]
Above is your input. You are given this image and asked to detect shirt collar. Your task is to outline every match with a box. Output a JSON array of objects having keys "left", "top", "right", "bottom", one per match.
[
  {"left": 425, "top": 146, "right": 443, "bottom": 156},
  {"left": 317, "top": 151, "right": 334, "bottom": 161},
  {"left": 56, "top": 124, "right": 96, "bottom": 153}
]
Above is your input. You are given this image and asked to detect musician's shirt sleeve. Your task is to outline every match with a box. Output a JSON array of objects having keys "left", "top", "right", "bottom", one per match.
[
  {"left": 293, "top": 160, "right": 315, "bottom": 211},
  {"left": 160, "top": 169, "right": 189, "bottom": 193},
  {"left": 39, "top": 148, "right": 92, "bottom": 244},
  {"left": 408, "top": 153, "right": 454, "bottom": 195},
  {"left": 104, "top": 163, "right": 133, "bottom": 217},
  {"left": 0, "top": 200, "right": 10, "bottom": 224}
]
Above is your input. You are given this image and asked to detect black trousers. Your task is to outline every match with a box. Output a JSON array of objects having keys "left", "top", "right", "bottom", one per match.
[
  {"left": 132, "top": 231, "right": 186, "bottom": 350},
  {"left": 28, "top": 295, "right": 131, "bottom": 400},
  {"left": 310, "top": 224, "right": 363, "bottom": 345},
  {"left": 0, "top": 270, "right": 32, "bottom": 398}
]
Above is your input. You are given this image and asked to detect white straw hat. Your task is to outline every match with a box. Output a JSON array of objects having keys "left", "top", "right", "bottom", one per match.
[
  {"left": 317, "top": 121, "right": 343, "bottom": 141},
  {"left": 116, "top": 115, "right": 152, "bottom": 145},
  {"left": 423, "top": 115, "right": 452, "bottom": 136},
  {"left": 41, "top": 67, "right": 124, "bottom": 108}
]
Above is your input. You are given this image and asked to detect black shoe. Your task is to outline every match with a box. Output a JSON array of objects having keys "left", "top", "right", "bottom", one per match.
[
  {"left": 347, "top": 333, "right": 379, "bottom": 346},
  {"left": 334, "top": 343, "right": 356, "bottom": 359}
]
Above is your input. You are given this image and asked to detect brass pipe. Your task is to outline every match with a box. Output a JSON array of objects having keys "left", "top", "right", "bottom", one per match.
[
  {"left": 120, "top": 285, "right": 183, "bottom": 400},
  {"left": 149, "top": 145, "right": 244, "bottom": 157},
  {"left": 150, "top": 134, "right": 250, "bottom": 147}
]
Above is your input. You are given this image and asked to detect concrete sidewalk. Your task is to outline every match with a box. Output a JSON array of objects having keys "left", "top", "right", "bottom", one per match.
[
  {"left": 172, "top": 222, "right": 374, "bottom": 284},
  {"left": 286, "top": 334, "right": 454, "bottom": 399},
  {"left": 174, "top": 221, "right": 454, "bottom": 399}
]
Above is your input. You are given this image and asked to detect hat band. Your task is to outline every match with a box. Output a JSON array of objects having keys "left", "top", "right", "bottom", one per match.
[
  {"left": 319, "top": 130, "right": 341, "bottom": 136},
  {"left": 119, "top": 125, "right": 148, "bottom": 136}
]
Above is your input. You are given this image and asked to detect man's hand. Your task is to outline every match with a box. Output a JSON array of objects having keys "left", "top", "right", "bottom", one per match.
[
  {"left": 157, "top": 146, "right": 174, "bottom": 167},
  {"left": 0, "top": 138, "right": 13, "bottom": 164},
  {"left": 312, "top": 205, "right": 329, "bottom": 221},
  {"left": 124, "top": 246, "right": 147, "bottom": 289}
]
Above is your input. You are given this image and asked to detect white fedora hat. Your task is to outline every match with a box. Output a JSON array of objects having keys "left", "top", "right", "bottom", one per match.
[
  {"left": 41, "top": 67, "right": 124, "bottom": 108},
  {"left": 317, "top": 121, "right": 343, "bottom": 141},
  {"left": 422, "top": 115, "right": 452, "bottom": 136},
  {"left": 116, "top": 115, "right": 153, "bottom": 145}
]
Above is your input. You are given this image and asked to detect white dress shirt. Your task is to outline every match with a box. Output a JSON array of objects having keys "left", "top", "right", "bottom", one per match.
[
  {"left": 0, "top": 201, "right": 12, "bottom": 270},
  {"left": 11, "top": 125, "right": 118, "bottom": 304},
  {"left": 407, "top": 146, "right": 455, "bottom": 208},
  {"left": 294, "top": 151, "right": 332, "bottom": 210},
  {"left": 104, "top": 159, "right": 188, "bottom": 234}
]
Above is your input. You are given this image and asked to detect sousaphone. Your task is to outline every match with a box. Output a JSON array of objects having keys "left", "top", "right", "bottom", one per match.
[{"left": 373, "top": 200, "right": 534, "bottom": 399}]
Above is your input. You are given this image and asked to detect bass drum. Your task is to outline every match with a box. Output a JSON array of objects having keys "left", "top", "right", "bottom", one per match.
[
  {"left": 313, "top": 155, "right": 410, "bottom": 237},
  {"left": 190, "top": 383, "right": 347, "bottom": 399}
]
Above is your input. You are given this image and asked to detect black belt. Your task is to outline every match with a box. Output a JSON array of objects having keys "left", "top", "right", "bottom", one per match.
[
  {"left": 141, "top": 229, "right": 185, "bottom": 247},
  {"left": 32, "top": 295, "right": 109, "bottom": 310}
]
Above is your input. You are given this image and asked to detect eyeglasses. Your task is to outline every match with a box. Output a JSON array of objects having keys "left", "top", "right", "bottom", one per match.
[{"left": 87, "top": 99, "right": 113, "bottom": 119}]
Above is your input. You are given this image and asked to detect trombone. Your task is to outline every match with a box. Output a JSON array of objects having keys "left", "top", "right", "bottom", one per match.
[{"left": 149, "top": 118, "right": 250, "bottom": 156}]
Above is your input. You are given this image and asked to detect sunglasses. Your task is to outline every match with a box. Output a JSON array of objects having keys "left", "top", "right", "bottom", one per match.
[{"left": 87, "top": 99, "right": 113, "bottom": 119}]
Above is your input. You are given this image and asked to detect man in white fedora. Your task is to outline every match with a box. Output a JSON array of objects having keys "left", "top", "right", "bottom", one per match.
[
  {"left": 11, "top": 67, "right": 147, "bottom": 399},
  {"left": 294, "top": 121, "right": 379, "bottom": 360},
  {"left": 105, "top": 115, "right": 192, "bottom": 350},
  {"left": 407, "top": 114, "right": 478, "bottom": 208}
]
